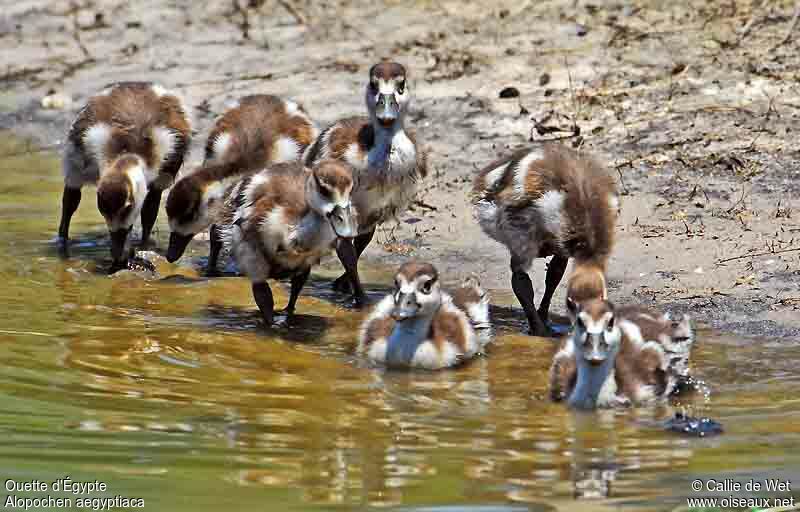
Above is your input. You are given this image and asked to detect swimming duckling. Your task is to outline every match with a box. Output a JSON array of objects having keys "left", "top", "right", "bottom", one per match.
[
  {"left": 227, "top": 160, "right": 357, "bottom": 325},
  {"left": 549, "top": 299, "right": 694, "bottom": 409},
  {"left": 165, "top": 95, "right": 317, "bottom": 272},
  {"left": 472, "top": 144, "right": 618, "bottom": 336},
  {"left": 304, "top": 60, "right": 428, "bottom": 304},
  {"left": 357, "top": 262, "right": 492, "bottom": 369},
  {"left": 59, "top": 82, "right": 192, "bottom": 271},
  {"left": 615, "top": 304, "right": 694, "bottom": 388}
]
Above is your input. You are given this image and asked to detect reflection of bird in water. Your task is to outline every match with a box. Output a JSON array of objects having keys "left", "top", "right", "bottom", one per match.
[{"left": 573, "top": 465, "right": 618, "bottom": 499}]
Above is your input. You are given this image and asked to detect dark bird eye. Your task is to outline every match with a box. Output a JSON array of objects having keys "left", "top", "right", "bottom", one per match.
[
  {"left": 397, "top": 80, "right": 405, "bottom": 94},
  {"left": 421, "top": 280, "right": 432, "bottom": 294}
]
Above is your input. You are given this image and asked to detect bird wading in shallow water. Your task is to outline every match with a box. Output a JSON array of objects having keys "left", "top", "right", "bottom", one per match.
[
  {"left": 472, "top": 144, "right": 618, "bottom": 337},
  {"left": 224, "top": 160, "right": 357, "bottom": 326},
  {"left": 165, "top": 95, "right": 317, "bottom": 273},
  {"left": 59, "top": 82, "right": 192, "bottom": 271},
  {"left": 304, "top": 60, "right": 428, "bottom": 306}
]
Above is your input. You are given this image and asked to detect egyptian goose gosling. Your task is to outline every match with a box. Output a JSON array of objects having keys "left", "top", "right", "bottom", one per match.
[
  {"left": 304, "top": 60, "right": 428, "bottom": 304},
  {"left": 549, "top": 298, "right": 695, "bottom": 409},
  {"left": 472, "top": 144, "right": 618, "bottom": 336},
  {"left": 226, "top": 160, "right": 357, "bottom": 325},
  {"left": 614, "top": 304, "right": 695, "bottom": 389},
  {"left": 357, "top": 262, "right": 492, "bottom": 369},
  {"left": 165, "top": 95, "right": 316, "bottom": 273},
  {"left": 59, "top": 82, "right": 192, "bottom": 271}
]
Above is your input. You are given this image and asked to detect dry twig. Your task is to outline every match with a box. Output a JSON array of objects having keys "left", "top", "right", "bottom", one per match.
[{"left": 716, "top": 247, "right": 800, "bottom": 265}]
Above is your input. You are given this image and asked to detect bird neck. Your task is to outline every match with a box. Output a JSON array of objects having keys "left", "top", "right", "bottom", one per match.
[
  {"left": 385, "top": 314, "right": 434, "bottom": 366},
  {"left": 568, "top": 353, "right": 617, "bottom": 410},
  {"left": 292, "top": 207, "right": 332, "bottom": 252}
]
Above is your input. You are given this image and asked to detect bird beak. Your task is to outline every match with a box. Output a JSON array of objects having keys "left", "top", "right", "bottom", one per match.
[
  {"left": 391, "top": 293, "right": 419, "bottom": 321},
  {"left": 108, "top": 227, "right": 131, "bottom": 272},
  {"left": 587, "top": 356, "right": 606, "bottom": 366},
  {"left": 376, "top": 93, "right": 399, "bottom": 127},
  {"left": 328, "top": 204, "right": 358, "bottom": 239},
  {"left": 166, "top": 232, "right": 195, "bottom": 263}
]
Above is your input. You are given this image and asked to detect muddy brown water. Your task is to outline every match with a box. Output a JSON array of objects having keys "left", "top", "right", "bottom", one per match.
[{"left": 0, "top": 133, "right": 798, "bottom": 511}]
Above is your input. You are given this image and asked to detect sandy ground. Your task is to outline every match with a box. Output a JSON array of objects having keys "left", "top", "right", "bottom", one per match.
[{"left": 1, "top": 0, "right": 799, "bottom": 339}]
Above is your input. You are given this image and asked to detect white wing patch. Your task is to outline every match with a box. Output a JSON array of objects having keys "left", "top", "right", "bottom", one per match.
[
  {"left": 150, "top": 84, "right": 167, "bottom": 97},
  {"left": 536, "top": 190, "right": 565, "bottom": 235},
  {"left": 283, "top": 100, "right": 300, "bottom": 115},
  {"left": 274, "top": 135, "right": 301, "bottom": 163},
  {"left": 608, "top": 193, "right": 621, "bottom": 216},
  {"left": 152, "top": 126, "right": 177, "bottom": 170},
  {"left": 513, "top": 148, "right": 545, "bottom": 197},
  {"left": 83, "top": 123, "right": 112, "bottom": 166},
  {"left": 211, "top": 132, "right": 233, "bottom": 162}
]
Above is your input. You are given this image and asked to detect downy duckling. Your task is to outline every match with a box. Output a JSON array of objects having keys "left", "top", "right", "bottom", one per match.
[
  {"left": 549, "top": 298, "right": 694, "bottom": 409},
  {"left": 59, "top": 82, "right": 192, "bottom": 271},
  {"left": 227, "top": 160, "right": 357, "bottom": 325},
  {"left": 472, "top": 144, "right": 618, "bottom": 336},
  {"left": 357, "top": 262, "right": 492, "bottom": 369},
  {"left": 615, "top": 304, "right": 694, "bottom": 389},
  {"left": 304, "top": 60, "right": 428, "bottom": 304},
  {"left": 565, "top": 262, "right": 608, "bottom": 321},
  {"left": 165, "top": 95, "right": 317, "bottom": 272}
]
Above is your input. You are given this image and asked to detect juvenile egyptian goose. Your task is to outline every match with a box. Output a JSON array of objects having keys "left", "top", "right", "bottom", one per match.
[
  {"left": 58, "top": 82, "right": 192, "bottom": 271},
  {"left": 357, "top": 262, "right": 492, "bottom": 369},
  {"left": 614, "top": 304, "right": 695, "bottom": 387},
  {"left": 165, "top": 95, "right": 317, "bottom": 273},
  {"left": 472, "top": 144, "right": 618, "bottom": 336},
  {"left": 225, "top": 160, "right": 357, "bottom": 325},
  {"left": 549, "top": 298, "right": 695, "bottom": 409},
  {"left": 304, "top": 60, "right": 428, "bottom": 304}
]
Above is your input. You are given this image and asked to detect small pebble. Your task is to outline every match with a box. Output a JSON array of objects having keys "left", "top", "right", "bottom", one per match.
[{"left": 40, "top": 93, "right": 72, "bottom": 110}]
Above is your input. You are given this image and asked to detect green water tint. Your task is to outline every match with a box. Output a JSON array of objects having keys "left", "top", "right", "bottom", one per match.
[{"left": 0, "top": 132, "right": 798, "bottom": 511}]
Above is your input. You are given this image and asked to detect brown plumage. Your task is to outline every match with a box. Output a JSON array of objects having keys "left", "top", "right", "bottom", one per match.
[
  {"left": 203, "top": 95, "right": 316, "bottom": 165},
  {"left": 614, "top": 335, "right": 669, "bottom": 401},
  {"left": 565, "top": 262, "right": 608, "bottom": 317},
  {"left": 472, "top": 144, "right": 618, "bottom": 336},
  {"left": 67, "top": 81, "right": 191, "bottom": 178},
  {"left": 165, "top": 95, "right": 317, "bottom": 267},
  {"left": 549, "top": 337, "right": 577, "bottom": 401},
  {"left": 371, "top": 61, "right": 407, "bottom": 81},
  {"left": 225, "top": 160, "right": 357, "bottom": 325}
]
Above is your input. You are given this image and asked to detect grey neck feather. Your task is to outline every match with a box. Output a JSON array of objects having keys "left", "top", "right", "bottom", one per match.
[
  {"left": 369, "top": 117, "right": 405, "bottom": 165},
  {"left": 567, "top": 351, "right": 617, "bottom": 410},
  {"left": 291, "top": 210, "right": 332, "bottom": 252},
  {"left": 385, "top": 314, "right": 433, "bottom": 367}
]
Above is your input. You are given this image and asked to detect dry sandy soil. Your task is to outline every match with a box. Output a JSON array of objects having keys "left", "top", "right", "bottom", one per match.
[{"left": 1, "top": 0, "right": 799, "bottom": 339}]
